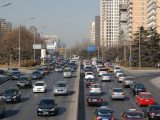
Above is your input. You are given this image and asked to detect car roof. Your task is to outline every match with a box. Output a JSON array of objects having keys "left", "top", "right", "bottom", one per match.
[
  {"left": 56, "top": 81, "right": 66, "bottom": 84},
  {"left": 139, "top": 92, "right": 151, "bottom": 95},
  {"left": 35, "top": 81, "right": 45, "bottom": 83}
]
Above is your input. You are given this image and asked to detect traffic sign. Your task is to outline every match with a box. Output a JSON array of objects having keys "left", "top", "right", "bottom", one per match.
[{"left": 87, "top": 45, "right": 96, "bottom": 52}]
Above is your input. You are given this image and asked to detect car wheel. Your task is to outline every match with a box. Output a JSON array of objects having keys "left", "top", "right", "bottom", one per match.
[{"left": 18, "top": 98, "right": 21, "bottom": 103}]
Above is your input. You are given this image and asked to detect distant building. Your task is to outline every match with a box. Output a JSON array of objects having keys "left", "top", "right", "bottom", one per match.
[
  {"left": 147, "top": 0, "right": 160, "bottom": 33},
  {"left": 119, "top": 3, "right": 127, "bottom": 45},
  {"left": 0, "top": 18, "right": 12, "bottom": 38},
  {"left": 90, "top": 22, "right": 95, "bottom": 45},
  {"left": 100, "top": 0, "right": 126, "bottom": 47},
  {"left": 127, "top": 0, "right": 147, "bottom": 41},
  {"left": 95, "top": 16, "right": 100, "bottom": 47}
]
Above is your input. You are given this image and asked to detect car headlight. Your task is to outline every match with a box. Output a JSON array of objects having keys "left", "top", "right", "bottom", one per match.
[
  {"left": 13, "top": 96, "right": 17, "bottom": 99},
  {"left": 51, "top": 108, "right": 55, "bottom": 111},
  {"left": 38, "top": 108, "right": 42, "bottom": 111}
]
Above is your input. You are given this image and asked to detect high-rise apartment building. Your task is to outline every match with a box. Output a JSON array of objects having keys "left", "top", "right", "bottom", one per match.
[
  {"left": 90, "top": 22, "right": 95, "bottom": 45},
  {"left": 127, "top": 0, "right": 147, "bottom": 41},
  {"left": 0, "top": 18, "right": 12, "bottom": 33},
  {"left": 95, "top": 16, "right": 100, "bottom": 47},
  {"left": 100, "top": 0, "right": 126, "bottom": 47},
  {"left": 147, "top": 0, "right": 160, "bottom": 33}
]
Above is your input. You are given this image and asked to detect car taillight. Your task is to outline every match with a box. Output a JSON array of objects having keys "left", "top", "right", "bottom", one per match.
[
  {"left": 150, "top": 112, "right": 156, "bottom": 116},
  {"left": 96, "top": 117, "right": 101, "bottom": 120},
  {"left": 122, "top": 93, "right": 125, "bottom": 95},
  {"left": 112, "top": 92, "right": 115, "bottom": 95}
]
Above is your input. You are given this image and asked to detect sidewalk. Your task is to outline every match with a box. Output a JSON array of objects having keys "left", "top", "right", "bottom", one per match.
[
  {"left": 120, "top": 66, "right": 160, "bottom": 74},
  {"left": 150, "top": 77, "right": 160, "bottom": 89}
]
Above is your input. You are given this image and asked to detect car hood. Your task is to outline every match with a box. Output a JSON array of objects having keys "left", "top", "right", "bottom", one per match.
[
  {"left": 2, "top": 93, "right": 15, "bottom": 97},
  {"left": 38, "top": 105, "right": 55, "bottom": 109}
]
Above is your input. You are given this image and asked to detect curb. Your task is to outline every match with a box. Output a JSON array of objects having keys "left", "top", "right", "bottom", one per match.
[{"left": 76, "top": 62, "right": 80, "bottom": 120}]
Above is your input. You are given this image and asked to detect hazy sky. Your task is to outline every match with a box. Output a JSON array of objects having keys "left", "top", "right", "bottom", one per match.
[{"left": 0, "top": 0, "right": 99, "bottom": 47}]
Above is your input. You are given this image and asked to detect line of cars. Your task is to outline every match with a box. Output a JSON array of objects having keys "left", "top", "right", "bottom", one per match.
[
  {"left": 82, "top": 59, "right": 160, "bottom": 120},
  {"left": 0, "top": 57, "right": 79, "bottom": 118}
]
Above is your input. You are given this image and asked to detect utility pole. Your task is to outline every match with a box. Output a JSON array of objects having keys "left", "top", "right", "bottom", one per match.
[
  {"left": 98, "top": 47, "right": 100, "bottom": 61},
  {"left": 139, "top": 27, "right": 141, "bottom": 69}
]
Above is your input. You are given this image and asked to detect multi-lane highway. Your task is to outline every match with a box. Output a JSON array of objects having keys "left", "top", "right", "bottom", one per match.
[
  {"left": 80, "top": 67, "right": 160, "bottom": 120},
  {"left": 0, "top": 67, "right": 80, "bottom": 120}
]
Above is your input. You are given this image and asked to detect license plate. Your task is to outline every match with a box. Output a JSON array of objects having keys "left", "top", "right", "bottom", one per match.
[
  {"left": 92, "top": 99, "right": 97, "bottom": 102},
  {"left": 6, "top": 99, "right": 11, "bottom": 101},
  {"left": 43, "top": 112, "right": 48, "bottom": 115}
]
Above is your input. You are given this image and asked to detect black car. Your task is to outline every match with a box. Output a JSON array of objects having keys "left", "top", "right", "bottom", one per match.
[
  {"left": 2, "top": 88, "right": 21, "bottom": 103},
  {"left": 37, "top": 98, "right": 58, "bottom": 116},
  {"left": 130, "top": 83, "right": 146, "bottom": 95},
  {"left": 16, "top": 76, "right": 32, "bottom": 88},
  {"left": 31, "top": 71, "right": 42, "bottom": 80},
  {"left": 143, "top": 104, "right": 160, "bottom": 120},
  {"left": 10, "top": 71, "right": 22, "bottom": 80}
]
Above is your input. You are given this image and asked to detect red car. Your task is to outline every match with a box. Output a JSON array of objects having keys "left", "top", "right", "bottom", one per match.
[
  {"left": 86, "top": 92, "right": 103, "bottom": 106},
  {"left": 136, "top": 92, "right": 155, "bottom": 106}
]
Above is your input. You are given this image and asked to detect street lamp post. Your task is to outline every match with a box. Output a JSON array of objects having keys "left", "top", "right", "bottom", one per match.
[
  {"left": 139, "top": 28, "right": 141, "bottom": 68},
  {"left": 18, "top": 17, "right": 36, "bottom": 67}
]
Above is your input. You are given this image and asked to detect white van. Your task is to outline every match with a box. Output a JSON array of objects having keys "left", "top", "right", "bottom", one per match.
[{"left": 0, "top": 96, "right": 5, "bottom": 118}]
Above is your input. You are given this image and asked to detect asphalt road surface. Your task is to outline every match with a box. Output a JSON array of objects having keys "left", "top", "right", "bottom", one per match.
[
  {"left": 0, "top": 69, "right": 79, "bottom": 120},
  {"left": 83, "top": 68, "right": 160, "bottom": 120}
]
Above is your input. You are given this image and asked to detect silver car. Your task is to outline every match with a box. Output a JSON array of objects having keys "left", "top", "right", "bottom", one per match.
[
  {"left": 63, "top": 68, "right": 72, "bottom": 78},
  {"left": 122, "top": 77, "right": 135, "bottom": 88},
  {"left": 53, "top": 81, "right": 68, "bottom": 95},
  {"left": 109, "top": 88, "right": 125, "bottom": 100}
]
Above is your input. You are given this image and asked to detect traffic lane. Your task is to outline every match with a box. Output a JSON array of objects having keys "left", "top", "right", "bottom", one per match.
[
  {"left": 3, "top": 71, "right": 79, "bottom": 120},
  {"left": 84, "top": 73, "right": 159, "bottom": 120}
]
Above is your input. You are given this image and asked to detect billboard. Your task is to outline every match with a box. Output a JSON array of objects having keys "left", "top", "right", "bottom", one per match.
[{"left": 33, "top": 44, "right": 42, "bottom": 49}]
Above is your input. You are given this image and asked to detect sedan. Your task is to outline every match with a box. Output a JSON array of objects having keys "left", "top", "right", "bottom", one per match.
[
  {"left": 93, "top": 106, "right": 114, "bottom": 120},
  {"left": 53, "top": 81, "right": 68, "bottom": 95},
  {"left": 31, "top": 71, "right": 42, "bottom": 80},
  {"left": 37, "top": 98, "right": 58, "bottom": 116},
  {"left": 16, "top": 76, "right": 32, "bottom": 88},
  {"left": 2, "top": 88, "right": 21, "bottom": 103},
  {"left": 136, "top": 92, "right": 155, "bottom": 106},
  {"left": 86, "top": 92, "right": 103, "bottom": 106},
  {"left": 101, "top": 73, "right": 111, "bottom": 82},
  {"left": 121, "top": 109, "right": 144, "bottom": 120},
  {"left": 63, "top": 68, "right": 72, "bottom": 78},
  {"left": 130, "top": 83, "right": 146, "bottom": 95},
  {"left": 143, "top": 104, "right": 160, "bottom": 120},
  {"left": 85, "top": 78, "right": 96, "bottom": 87},
  {"left": 33, "top": 81, "right": 47, "bottom": 93},
  {"left": 10, "top": 71, "right": 21, "bottom": 80},
  {"left": 109, "top": 88, "right": 125, "bottom": 100},
  {"left": 89, "top": 84, "right": 102, "bottom": 94}
]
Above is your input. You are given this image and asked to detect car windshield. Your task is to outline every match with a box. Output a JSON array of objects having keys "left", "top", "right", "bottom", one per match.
[
  {"left": 102, "top": 74, "right": 109, "bottom": 76},
  {"left": 40, "top": 99, "right": 54, "bottom": 105},
  {"left": 126, "top": 112, "right": 143, "bottom": 119},
  {"left": 91, "top": 85, "right": 100, "bottom": 88},
  {"left": 0, "top": 76, "right": 7, "bottom": 81},
  {"left": 97, "top": 109, "right": 112, "bottom": 116},
  {"left": 113, "top": 88, "right": 123, "bottom": 92},
  {"left": 87, "top": 73, "right": 93, "bottom": 75},
  {"left": 141, "top": 94, "right": 153, "bottom": 98},
  {"left": 35, "top": 83, "right": 44, "bottom": 86},
  {"left": 64, "top": 69, "right": 70, "bottom": 72},
  {"left": 86, "top": 78, "right": 95, "bottom": 82},
  {"left": 5, "top": 89, "right": 17, "bottom": 94},
  {"left": 12, "top": 72, "right": 20, "bottom": 75},
  {"left": 33, "top": 71, "right": 40, "bottom": 75},
  {"left": 55, "top": 83, "right": 66, "bottom": 87},
  {"left": 150, "top": 106, "right": 160, "bottom": 111},
  {"left": 135, "top": 84, "right": 144, "bottom": 88},
  {"left": 12, "top": 68, "right": 18, "bottom": 71},
  {"left": 89, "top": 93, "right": 101, "bottom": 96},
  {"left": 19, "top": 77, "right": 28, "bottom": 81}
]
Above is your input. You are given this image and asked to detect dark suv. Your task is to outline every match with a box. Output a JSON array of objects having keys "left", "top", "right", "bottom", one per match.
[
  {"left": 17, "top": 76, "right": 32, "bottom": 88},
  {"left": 130, "top": 82, "right": 146, "bottom": 95},
  {"left": 37, "top": 98, "right": 58, "bottom": 116},
  {"left": 2, "top": 88, "right": 21, "bottom": 103},
  {"left": 143, "top": 104, "right": 160, "bottom": 120}
]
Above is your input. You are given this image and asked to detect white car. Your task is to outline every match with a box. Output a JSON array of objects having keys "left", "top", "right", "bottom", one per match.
[
  {"left": 53, "top": 81, "right": 68, "bottom": 95},
  {"left": 33, "top": 81, "right": 47, "bottom": 93},
  {"left": 89, "top": 84, "right": 102, "bottom": 94},
  {"left": 115, "top": 71, "right": 124, "bottom": 78},
  {"left": 101, "top": 74, "right": 111, "bottom": 82},
  {"left": 99, "top": 68, "right": 107, "bottom": 76},
  {"left": 85, "top": 72, "right": 94, "bottom": 79},
  {"left": 63, "top": 68, "right": 72, "bottom": 78},
  {"left": 113, "top": 66, "right": 121, "bottom": 73}
]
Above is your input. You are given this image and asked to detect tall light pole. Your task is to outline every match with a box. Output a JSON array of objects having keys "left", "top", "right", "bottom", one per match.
[
  {"left": 1, "top": 3, "right": 12, "bottom": 7},
  {"left": 19, "top": 17, "right": 36, "bottom": 67},
  {"left": 138, "top": 27, "right": 141, "bottom": 69}
]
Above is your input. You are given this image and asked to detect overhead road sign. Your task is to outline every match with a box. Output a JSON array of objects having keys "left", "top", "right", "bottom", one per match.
[
  {"left": 33, "top": 44, "right": 42, "bottom": 49},
  {"left": 87, "top": 45, "right": 96, "bottom": 52}
]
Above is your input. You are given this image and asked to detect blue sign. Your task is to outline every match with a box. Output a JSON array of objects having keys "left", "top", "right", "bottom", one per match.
[{"left": 87, "top": 45, "right": 96, "bottom": 52}]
